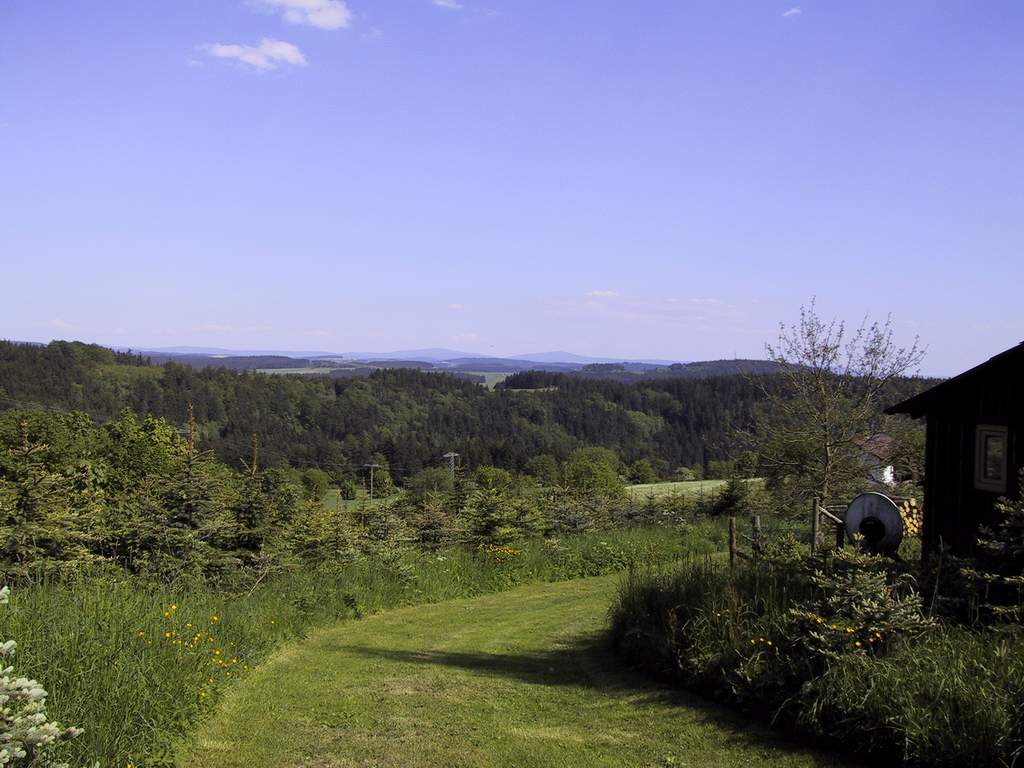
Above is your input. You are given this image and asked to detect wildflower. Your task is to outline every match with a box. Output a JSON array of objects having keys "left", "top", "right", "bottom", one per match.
[
  {"left": 854, "top": 641, "right": 862, "bottom": 648},
  {"left": 845, "top": 627, "right": 853, "bottom": 634}
]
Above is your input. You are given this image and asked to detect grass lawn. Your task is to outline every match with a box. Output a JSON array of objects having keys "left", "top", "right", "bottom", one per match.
[
  {"left": 626, "top": 478, "right": 762, "bottom": 501},
  {"left": 179, "top": 575, "right": 856, "bottom": 768},
  {"left": 322, "top": 487, "right": 399, "bottom": 514}
]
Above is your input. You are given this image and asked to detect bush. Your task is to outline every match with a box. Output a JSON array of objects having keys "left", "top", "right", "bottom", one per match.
[{"left": 610, "top": 550, "right": 1023, "bottom": 766}]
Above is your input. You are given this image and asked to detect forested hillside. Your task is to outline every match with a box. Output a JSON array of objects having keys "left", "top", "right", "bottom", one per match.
[{"left": 0, "top": 340, "right": 933, "bottom": 482}]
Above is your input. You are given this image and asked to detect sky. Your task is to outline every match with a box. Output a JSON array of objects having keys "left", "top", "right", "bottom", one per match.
[{"left": 1, "top": 1, "right": 1022, "bottom": 375}]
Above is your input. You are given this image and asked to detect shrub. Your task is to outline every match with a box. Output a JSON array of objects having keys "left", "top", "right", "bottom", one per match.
[{"left": 610, "top": 549, "right": 1024, "bottom": 766}]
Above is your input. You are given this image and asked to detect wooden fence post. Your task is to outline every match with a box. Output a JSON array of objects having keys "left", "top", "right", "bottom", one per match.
[
  {"left": 729, "top": 516, "right": 737, "bottom": 570},
  {"left": 810, "top": 496, "right": 820, "bottom": 555},
  {"left": 751, "top": 514, "right": 761, "bottom": 561}
]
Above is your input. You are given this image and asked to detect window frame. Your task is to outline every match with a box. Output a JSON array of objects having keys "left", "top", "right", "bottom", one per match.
[{"left": 974, "top": 424, "right": 1009, "bottom": 494}]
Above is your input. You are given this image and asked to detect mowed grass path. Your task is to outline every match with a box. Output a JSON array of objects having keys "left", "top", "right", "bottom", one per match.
[{"left": 179, "top": 575, "right": 854, "bottom": 768}]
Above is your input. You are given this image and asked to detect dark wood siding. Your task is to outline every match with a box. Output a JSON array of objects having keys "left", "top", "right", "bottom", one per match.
[{"left": 892, "top": 343, "right": 1022, "bottom": 555}]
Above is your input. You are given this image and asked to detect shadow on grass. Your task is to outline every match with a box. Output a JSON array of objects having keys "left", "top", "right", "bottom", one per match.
[{"left": 342, "top": 633, "right": 858, "bottom": 768}]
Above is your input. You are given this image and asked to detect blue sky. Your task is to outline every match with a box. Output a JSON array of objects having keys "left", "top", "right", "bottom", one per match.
[{"left": 1, "top": 0, "right": 1022, "bottom": 374}]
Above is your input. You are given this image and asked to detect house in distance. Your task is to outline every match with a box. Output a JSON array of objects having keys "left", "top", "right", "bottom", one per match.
[{"left": 887, "top": 341, "right": 1023, "bottom": 555}]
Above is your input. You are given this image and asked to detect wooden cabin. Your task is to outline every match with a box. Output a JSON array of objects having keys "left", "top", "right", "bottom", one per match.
[{"left": 886, "top": 342, "right": 1023, "bottom": 555}]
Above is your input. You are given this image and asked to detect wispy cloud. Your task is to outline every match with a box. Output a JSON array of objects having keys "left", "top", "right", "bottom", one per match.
[
  {"left": 47, "top": 318, "right": 74, "bottom": 330},
  {"left": 203, "top": 38, "right": 307, "bottom": 71},
  {"left": 781, "top": 7, "right": 802, "bottom": 18},
  {"left": 447, "top": 303, "right": 465, "bottom": 310},
  {"left": 452, "top": 332, "right": 479, "bottom": 342},
  {"left": 588, "top": 289, "right": 619, "bottom": 298},
  {"left": 253, "top": 0, "right": 353, "bottom": 30},
  {"left": 433, "top": 0, "right": 464, "bottom": 9}
]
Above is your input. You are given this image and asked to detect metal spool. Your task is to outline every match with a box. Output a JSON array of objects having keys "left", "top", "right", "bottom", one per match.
[{"left": 844, "top": 492, "right": 904, "bottom": 554}]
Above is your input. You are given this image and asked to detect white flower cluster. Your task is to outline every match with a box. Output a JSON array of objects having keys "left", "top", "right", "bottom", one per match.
[{"left": 0, "top": 587, "right": 86, "bottom": 768}]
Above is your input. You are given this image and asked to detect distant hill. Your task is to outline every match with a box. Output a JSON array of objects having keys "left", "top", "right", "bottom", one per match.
[
  {"left": 510, "top": 351, "right": 682, "bottom": 365},
  {"left": 112, "top": 347, "right": 782, "bottom": 381}
]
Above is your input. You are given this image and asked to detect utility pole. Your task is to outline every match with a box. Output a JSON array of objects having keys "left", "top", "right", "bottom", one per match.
[
  {"left": 443, "top": 452, "right": 460, "bottom": 482},
  {"left": 363, "top": 463, "right": 381, "bottom": 502}
]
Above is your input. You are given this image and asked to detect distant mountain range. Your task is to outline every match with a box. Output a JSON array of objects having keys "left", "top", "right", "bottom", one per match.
[
  {"left": 118, "top": 346, "right": 669, "bottom": 365},
  {"left": 107, "top": 344, "right": 783, "bottom": 382}
]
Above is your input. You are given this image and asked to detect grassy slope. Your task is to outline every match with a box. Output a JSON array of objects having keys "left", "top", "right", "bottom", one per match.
[
  {"left": 626, "top": 479, "right": 728, "bottom": 500},
  {"left": 626, "top": 478, "right": 763, "bottom": 501},
  {"left": 180, "top": 575, "right": 854, "bottom": 768}
]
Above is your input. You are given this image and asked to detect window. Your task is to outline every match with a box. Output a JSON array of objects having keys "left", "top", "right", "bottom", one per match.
[{"left": 975, "top": 425, "right": 1008, "bottom": 493}]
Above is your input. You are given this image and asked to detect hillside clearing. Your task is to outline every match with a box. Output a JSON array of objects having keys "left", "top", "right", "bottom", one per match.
[
  {"left": 179, "top": 575, "right": 855, "bottom": 768},
  {"left": 626, "top": 478, "right": 764, "bottom": 500}
]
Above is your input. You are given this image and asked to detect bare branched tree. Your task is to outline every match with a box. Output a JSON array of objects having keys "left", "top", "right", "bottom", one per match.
[{"left": 751, "top": 300, "right": 925, "bottom": 507}]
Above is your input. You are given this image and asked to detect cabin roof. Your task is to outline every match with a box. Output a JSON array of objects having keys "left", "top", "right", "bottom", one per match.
[
  {"left": 886, "top": 341, "right": 1024, "bottom": 418},
  {"left": 854, "top": 432, "right": 895, "bottom": 461}
]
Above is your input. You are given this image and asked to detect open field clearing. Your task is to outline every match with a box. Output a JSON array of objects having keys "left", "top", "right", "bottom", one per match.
[
  {"left": 180, "top": 575, "right": 855, "bottom": 768},
  {"left": 626, "top": 478, "right": 762, "bottom": 500}
]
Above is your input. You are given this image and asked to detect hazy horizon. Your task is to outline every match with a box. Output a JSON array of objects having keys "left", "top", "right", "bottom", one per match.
[{"left": 3, "top": 1, "right": 1022, "bottom": 375}]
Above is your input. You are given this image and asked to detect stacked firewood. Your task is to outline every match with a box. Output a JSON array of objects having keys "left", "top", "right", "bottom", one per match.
[{"left": 899, "top": 497, "right": 923, "bottom": 537}]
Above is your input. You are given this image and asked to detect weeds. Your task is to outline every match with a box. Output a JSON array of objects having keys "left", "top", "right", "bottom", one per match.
[{"left": 610, "top": 551, "right": 1024, "bottom": 766}]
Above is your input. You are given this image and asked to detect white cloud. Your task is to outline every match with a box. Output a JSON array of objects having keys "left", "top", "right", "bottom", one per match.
[
  {"left": 254, "top": 0, "right": 353, "bottom": 30},
  {"left": 781, "top": 7, "right": 802, "bottom": 17},
  {"left": 588, "top": 290, "right": 619, "bottom": 298},
  {"left": 434, "top": 0, "right": 463, "bottom": 9},
  {"left": 47, "top": 318, "right": 73, "bottom": 330},
  {"left": 447, "top": 303, "right": 465, "bottom": 310},
  {"left": 203, "top": 38, "right": 307, "bottom": 71}
]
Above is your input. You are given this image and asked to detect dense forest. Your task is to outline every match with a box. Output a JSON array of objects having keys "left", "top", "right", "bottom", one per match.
[{"left": 0, "top": 340, "right": 935, "bottom": 483}]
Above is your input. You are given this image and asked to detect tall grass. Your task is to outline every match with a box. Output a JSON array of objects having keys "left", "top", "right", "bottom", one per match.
[
  {"left": 8, "top": 526, "right": 703, "bottom": 767},
  {"left": 610, "top": 556, "right": 1024, "bottom": 767}
]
